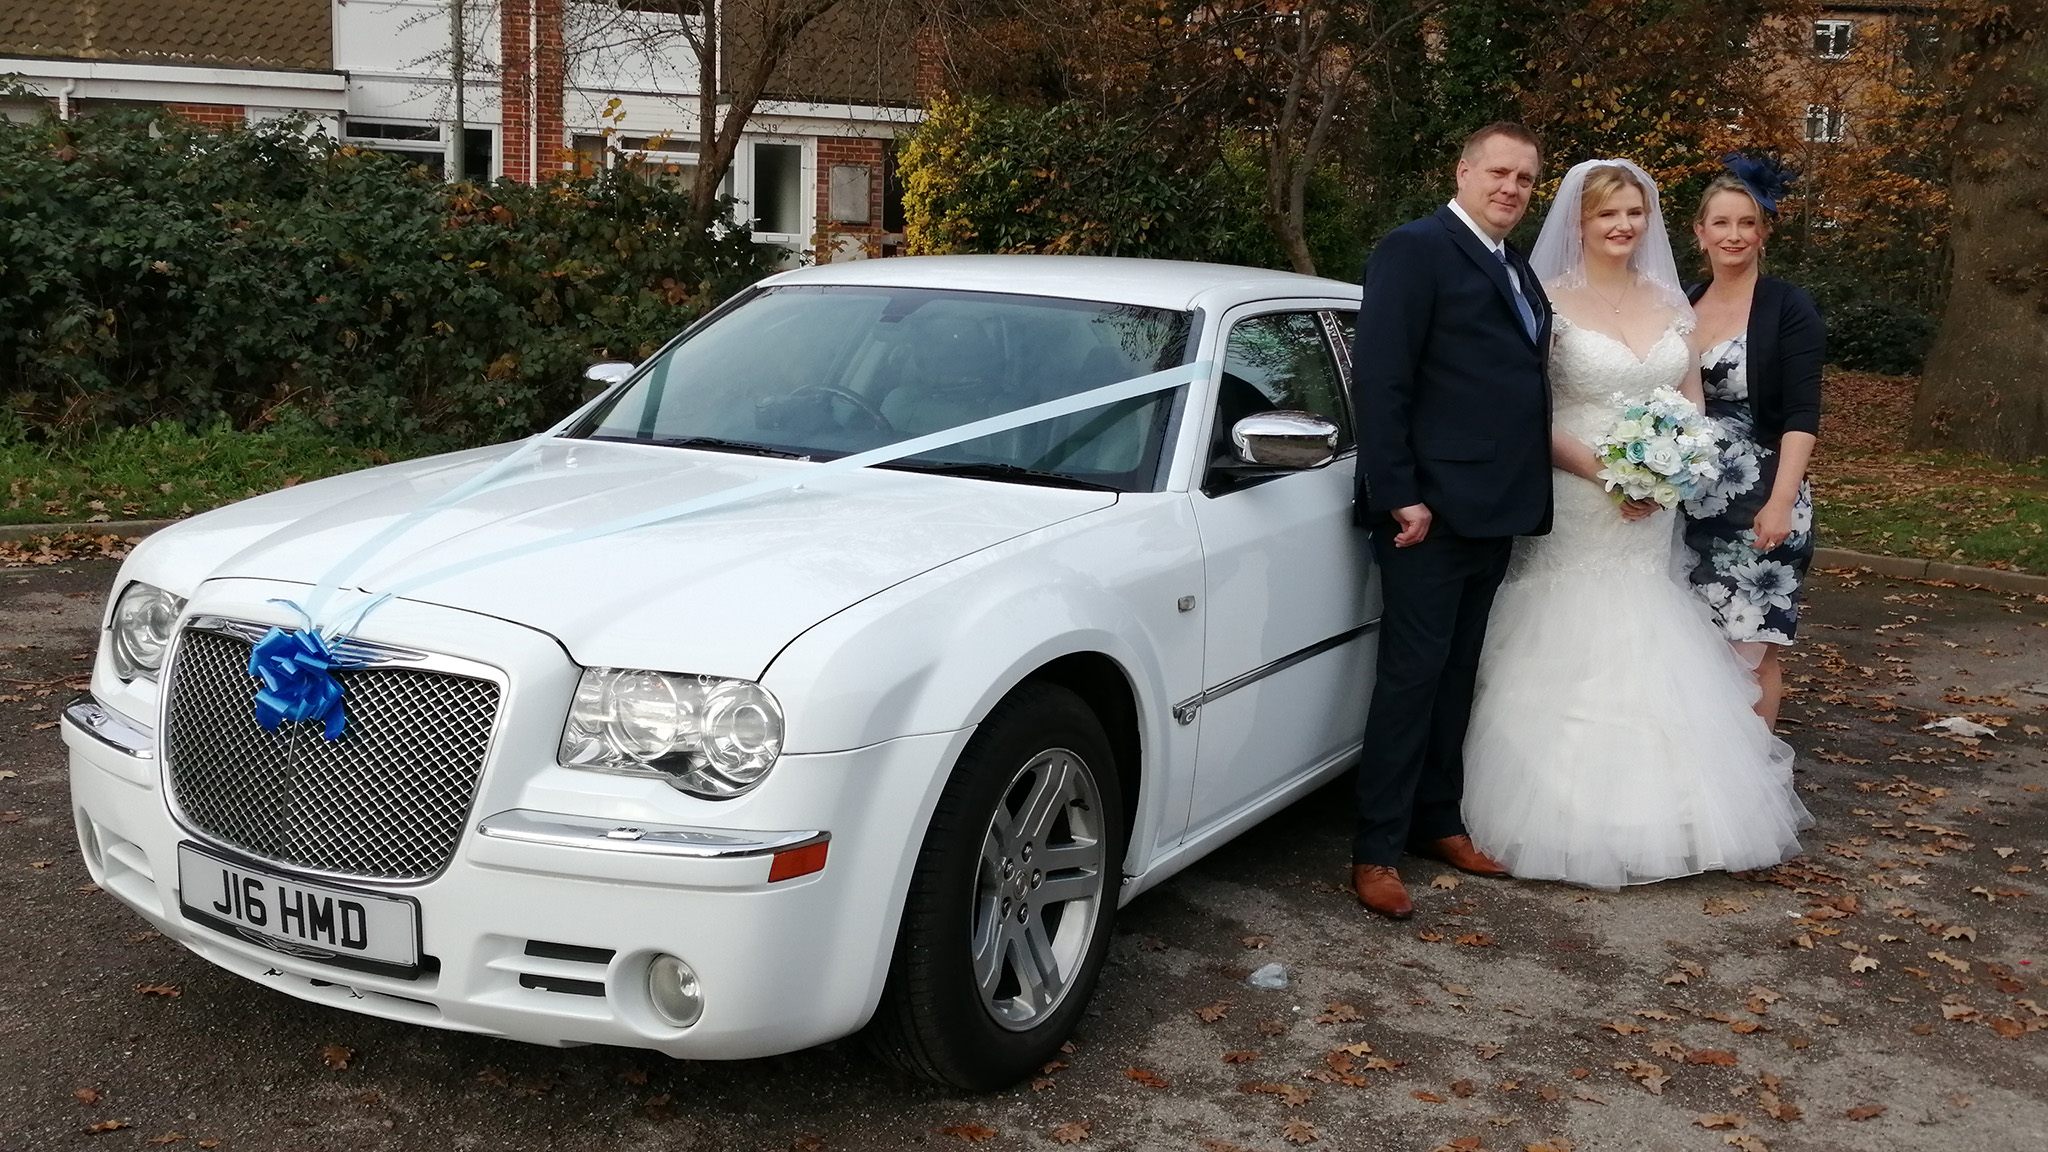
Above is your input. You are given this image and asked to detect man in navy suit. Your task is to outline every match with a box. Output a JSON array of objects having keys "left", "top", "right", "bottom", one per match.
[{"left": 1348, "top": 122, "right": 1555, "bottom": 918}]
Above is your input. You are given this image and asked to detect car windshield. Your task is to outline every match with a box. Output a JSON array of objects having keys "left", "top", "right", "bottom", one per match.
[{"left": 569, "top": 285, "right": 1194, "bottom": 491}]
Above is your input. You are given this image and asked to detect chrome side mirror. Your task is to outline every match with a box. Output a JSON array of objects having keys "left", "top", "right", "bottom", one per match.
[
  {"left": 1230, "top": 410, "right": 1340, "bottom": 470},
  {"left": 581, "top": 361, "right": 635, "bottom": 401}
]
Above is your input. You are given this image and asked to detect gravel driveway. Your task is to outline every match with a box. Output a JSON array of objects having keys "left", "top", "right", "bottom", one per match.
[{"left": 2, "top": 560, "right": 2043, "bottom": 1151}]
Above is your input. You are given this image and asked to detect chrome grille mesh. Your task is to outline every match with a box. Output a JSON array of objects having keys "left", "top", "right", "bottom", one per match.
[{"left": 164, "top": 628, "right": 500, "bottom": 881}]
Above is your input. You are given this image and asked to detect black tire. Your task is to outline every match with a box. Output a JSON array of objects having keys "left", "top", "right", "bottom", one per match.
[{"left": 869, "top": 681, "right": 1126, "bottom": 1090}]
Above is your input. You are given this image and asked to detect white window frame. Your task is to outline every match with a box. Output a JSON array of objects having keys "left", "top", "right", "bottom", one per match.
[
  {"left": 731, "top": 135, "right": 816, "bottom": 255},
  {"left": 342, "top": 117, "right": 495, "bottom": 181},
  {"left": 1804, "top": 103, "right": 1846, "bottom": 143},
  {"left": 1814, "top": 19, "right": 1854, "bottom": 60}
]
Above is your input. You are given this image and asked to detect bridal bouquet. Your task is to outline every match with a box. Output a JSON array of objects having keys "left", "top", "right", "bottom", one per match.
[{"left": 1592, "top": 387, "right": 1721, "bottom": 509}]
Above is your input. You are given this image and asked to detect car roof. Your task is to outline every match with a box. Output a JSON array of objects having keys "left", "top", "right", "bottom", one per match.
[{"left": 763, "top": 255, "right": 1360, "bottom": 312}]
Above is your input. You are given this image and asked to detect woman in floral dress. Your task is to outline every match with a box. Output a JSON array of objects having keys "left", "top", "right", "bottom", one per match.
[{"left": 1681, "top": 166, "right": 1825, "bottom": 730}]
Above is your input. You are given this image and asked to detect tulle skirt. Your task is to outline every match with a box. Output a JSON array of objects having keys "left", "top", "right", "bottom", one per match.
[{"left": 1463, "top": 487, "right": 1812, "bottom": 890}]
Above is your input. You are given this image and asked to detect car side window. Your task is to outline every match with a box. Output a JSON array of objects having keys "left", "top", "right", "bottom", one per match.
[{"left": 1211, "top": 312, "right": 1355, "bottom": 474}]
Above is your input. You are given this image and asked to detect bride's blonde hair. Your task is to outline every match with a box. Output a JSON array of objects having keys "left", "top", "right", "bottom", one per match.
[{"left": 1578, "top": 164, "right": 1648, "bottom": 220}]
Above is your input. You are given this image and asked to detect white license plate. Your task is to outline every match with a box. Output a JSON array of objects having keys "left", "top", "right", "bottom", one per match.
[{"left": 177, "top": 843, "right": 421, "bottom": 974}]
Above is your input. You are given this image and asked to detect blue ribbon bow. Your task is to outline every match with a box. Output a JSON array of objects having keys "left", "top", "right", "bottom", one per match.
[{"left": 248, "top": 626, "right": 348, "bottom": 741}]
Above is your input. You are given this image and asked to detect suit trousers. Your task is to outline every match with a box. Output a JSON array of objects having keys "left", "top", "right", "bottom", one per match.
[{"left": 1351, "top": 527, "right": 1515, "bottom": 865}]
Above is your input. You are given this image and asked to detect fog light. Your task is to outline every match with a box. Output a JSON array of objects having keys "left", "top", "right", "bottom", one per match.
[{"left": 647, "top": 954, "right": 703, "bottom": 1028}]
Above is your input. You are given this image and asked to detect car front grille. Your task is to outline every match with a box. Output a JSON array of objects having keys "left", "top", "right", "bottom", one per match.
[{"left": 163, "top": 626, "right": 500, "bottom": 882}]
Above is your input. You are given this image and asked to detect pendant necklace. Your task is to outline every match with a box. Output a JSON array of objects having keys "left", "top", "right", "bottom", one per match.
[{"left": 1587, "top": 276, "right": 1631, "bottom": 315}]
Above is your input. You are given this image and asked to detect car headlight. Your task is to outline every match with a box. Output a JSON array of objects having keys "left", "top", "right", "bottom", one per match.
[
  {"left": 108, "top": 581, "right": 186, "bottom": 681},
  {"left": 558, "top": 667, "right": 784, "bottom": 798}
]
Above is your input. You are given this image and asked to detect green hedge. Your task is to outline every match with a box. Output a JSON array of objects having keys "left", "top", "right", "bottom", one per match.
[
  {"left": 0, "top": 109, "right": 771, "bottom": 449},
  {"left": 899, "top": 97, "right": 1368, "bottom": 278}
]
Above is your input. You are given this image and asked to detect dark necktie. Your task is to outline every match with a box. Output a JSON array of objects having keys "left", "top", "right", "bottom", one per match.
[{"left": 1496, "top": 247, "right": 1539, "bottom": 342}]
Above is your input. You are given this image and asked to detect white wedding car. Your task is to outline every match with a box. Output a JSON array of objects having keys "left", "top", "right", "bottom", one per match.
[{"left": 64, "top": 256, "right": 1379, "bottom": 1089}]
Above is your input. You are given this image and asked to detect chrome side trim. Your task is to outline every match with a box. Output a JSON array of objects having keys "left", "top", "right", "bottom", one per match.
[
  {"left": 1171, "top": 617, "right": 1381, "bottom": 725},
  {"left": 63, "top": 697, "right": 156, "bottom": 760},
  {"left": 187, "top": 616, "right": 430, "bottom": 668},
  {"left": 475, "top": 809, "right": 828, "bottom": 859}
]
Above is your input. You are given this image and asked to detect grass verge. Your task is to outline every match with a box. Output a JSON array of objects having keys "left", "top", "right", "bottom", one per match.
[
  {"left": 2, "top": 416, "right": 414, "bottom": 528},
  {"left": 1813, "top": 371, "right": 2048, "bottom": 575}
]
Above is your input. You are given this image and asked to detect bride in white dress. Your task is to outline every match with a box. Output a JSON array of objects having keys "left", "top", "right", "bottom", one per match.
[{"left": 1462, "top": 159, "right": 1811, "bottom": 889}]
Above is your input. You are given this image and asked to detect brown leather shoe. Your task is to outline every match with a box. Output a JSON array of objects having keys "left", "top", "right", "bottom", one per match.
[
  {"left": 1410, "top": 834, "right": 1510, "bottom": 878},
  {"left": 1351, "top": 864, "right": 1414, "bottom": 919}
]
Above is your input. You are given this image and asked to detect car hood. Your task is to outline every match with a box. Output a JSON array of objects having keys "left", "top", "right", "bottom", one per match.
[{"left": 156, "top": 438, "right": 1117, "bottom": 679}]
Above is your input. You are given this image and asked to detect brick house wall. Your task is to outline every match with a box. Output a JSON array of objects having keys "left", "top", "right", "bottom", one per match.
[
  {"left": 165, "top": 103, "right": 247, "bottom": 128},
  {"left": 814, "top": 136, "right": 890, "bottom": 261},
  {"left": 502, "top": 0, "right": 568, "bottom": 183}
]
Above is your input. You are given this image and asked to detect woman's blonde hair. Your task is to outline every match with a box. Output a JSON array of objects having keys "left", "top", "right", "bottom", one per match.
[
  {"left": 1693, "top": 174, "right": 1771, "bottom": 232},
  {"left": 1578, "top": 164, "right": 1647, "bottom": 219}
]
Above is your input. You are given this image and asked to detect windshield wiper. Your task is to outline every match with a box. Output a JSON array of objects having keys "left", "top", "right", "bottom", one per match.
[
  {"left": 588, "top": 434, "right": 812, "bottom": 460},
  {"left": 877, "top": 461, "right": 1121, "bottom": 492}
]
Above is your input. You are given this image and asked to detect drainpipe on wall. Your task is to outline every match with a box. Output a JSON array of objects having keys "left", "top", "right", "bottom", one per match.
[
  {"left": 58, "top": 79, "right": 76, "bottom": 121},
  {"left": 528, "top": 0, "right": 538, "bottom": 183}
]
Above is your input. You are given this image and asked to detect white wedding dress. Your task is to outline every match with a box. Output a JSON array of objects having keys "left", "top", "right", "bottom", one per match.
[{"left": 1461, "top": 313, "right": 1812, "bottom": 889}]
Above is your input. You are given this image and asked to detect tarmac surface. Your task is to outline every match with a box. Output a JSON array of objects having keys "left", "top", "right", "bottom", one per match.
[{"left": 1, "top": 560, "right": 2043, "bottom": 1152}]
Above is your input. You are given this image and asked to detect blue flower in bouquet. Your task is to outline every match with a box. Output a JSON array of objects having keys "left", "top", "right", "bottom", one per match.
[{"left": 1593, "top": 386, "right": 1720, "bottom": 509}]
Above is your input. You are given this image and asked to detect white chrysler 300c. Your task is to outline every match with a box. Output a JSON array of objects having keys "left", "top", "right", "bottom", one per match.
[{"left": 64, "top": 255, "right": 1380, "bottom": 1089}]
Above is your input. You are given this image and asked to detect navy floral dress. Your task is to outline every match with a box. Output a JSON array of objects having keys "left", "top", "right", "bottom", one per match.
[{"left": 1681, "top": 334, "right": 1814, "bottom": 646}]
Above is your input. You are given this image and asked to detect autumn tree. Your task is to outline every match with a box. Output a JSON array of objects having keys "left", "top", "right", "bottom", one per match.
[{"left": 1911, "top": 0, "right": 2048, "bottom": 459}]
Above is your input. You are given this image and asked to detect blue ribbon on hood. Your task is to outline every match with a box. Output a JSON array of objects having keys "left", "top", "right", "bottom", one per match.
[{"left": 248, "top": 625, "right": 349, "bottom": 740}]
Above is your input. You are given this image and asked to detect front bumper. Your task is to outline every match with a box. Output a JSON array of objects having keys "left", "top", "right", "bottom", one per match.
[{"left": 65, "top": 694, "right": 967, "bottom": 1059}]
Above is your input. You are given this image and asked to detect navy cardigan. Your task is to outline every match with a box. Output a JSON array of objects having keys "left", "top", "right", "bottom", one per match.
[{"left": 1685, "top": 275, "right": 1824, "bottom": 449}]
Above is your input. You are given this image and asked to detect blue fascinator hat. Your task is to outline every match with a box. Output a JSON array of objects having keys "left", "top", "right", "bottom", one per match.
[{"left": 1722, "top": 152, "right": 1796, "bottom": 215}]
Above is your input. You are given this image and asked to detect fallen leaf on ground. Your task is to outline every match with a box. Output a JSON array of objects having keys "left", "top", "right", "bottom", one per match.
[
  {"left": 1243, "top": 1082, "right": 1314, "bottom": 1106},
  {"left": 1649, "top": 1039, "right": 1688, "bottom": 1060},
  {"left": 1427, "top": 1139, "right": 1482, "bottom": 1152},
  {"left": 936, "top": 1124, "right": 997, "bottom": 1142},
  {"left": 319, "top": 1044, "right": 352, "bottom": 1070},
  {"left": 74, "top": 1088, "right": 101, "bottom": 1105},
  {"left": 133, "top": 983, "right": 179, "bottom": 998},
  {"left": 1636, "top": 1009, "right": 1680, "bottom": 1021},
  {"left": 1849, "top": 955, "right": 1879, "bottom": 973},
  {"left": 1258, "top": 1020, "right": 1288, "bottom": 1035},
  {"left": 1413, "top": 1089, "right": 1447, "bottom": 1103},
  {"left": 1196, "top": 1002, "right": 1230, "bottom": 1023},
  {"left": 1600, "top": 1020, "right": 1646, "bottom": 1035},
  {"left": 1929, "top": 950, "right": 1969, "bottom": 972},
  {"left": 1536, "top": 1084, "right": 1562, "bottom": 1101},
  {"left": 1705, "top": 898, "right": 1749, "bottom": 915},
  {"left": 1222, "top": 1051, "right": 1258, "bottom": 1064},
  {"left": 1722, "top": 1136, "right": 1769, "bottom": 1152},
  {"left": 1432, "top": 874, "right": 1462, "bottom": 890},
  {"left": 1124, "top": 1068, "right": 1168, "bottom": 1088},
  {"left": 1442, "top": 983, "right": 1473, "bottom": 997},
  {"left": 1451, "top": 1079, "right": 1477, "bottom": 1097},
  {"left": 1476, "top": 1043, "right": 1504, "bottom": 1059},
  {"left": 1571, "top": 1086, "right": 1608, "bottom": 1105},
  {"left": 1314, "top": 1003, "right": 1363, "bottom": 1024},
  {"left": 1569, "top": 1067, "right": 1591, "bottom": 1080},
  {"left": 1845, "top": 1105, "right": 1887, "bottom": 1121},
  {"left": 84, "top": 1120, "right": 130, "bottom": 1134},
  {"left": 1696, "top": 1114, "right": 1747, "bottom": 1129},
  {"left": 1050, "top": 1121, "right": 1090, "bottom": 1144},
  {"left": 1417, "top": 931, "right": 1445, "bottom": 942},
  {"left": 1240, "top": 935, "right": 1271, "bottom": 949},
  {"left": 1687, "top": 1050, "right": 1739, "bottom": 1067},
  {"left": 1942, "top": 1002, "right": 1980, "bottom": 1021},
  {"left": 1281, "top": 1120, "right": 1320, "bottom": 1145},
  {"left": 1524, "top": 1141, "right": 1575, "bottom": 1152},
  {"left": 1455, "top": 933, "right": 1495, "bottom": 947},
  {"left": 1030, "top": 1078, "right": 1055, "bottom": 1092}
]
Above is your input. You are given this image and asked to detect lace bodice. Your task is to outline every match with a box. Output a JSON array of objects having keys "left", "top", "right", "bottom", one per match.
[
  {"left": 1508, "top": 311, "right": 1697, "bottom": 583},
  {"left": 1549, "top": 312, "right": 1696, "bottom": 445}
]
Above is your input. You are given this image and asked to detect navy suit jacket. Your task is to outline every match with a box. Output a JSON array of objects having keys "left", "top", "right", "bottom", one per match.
[{"left": 1350, "top": 206, "right": 1554, "bottom": 539}]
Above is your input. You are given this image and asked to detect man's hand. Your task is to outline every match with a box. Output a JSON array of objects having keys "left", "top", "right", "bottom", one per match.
[{"left": 1391, "top": 503, "right": 1433, "bottom": 547}]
